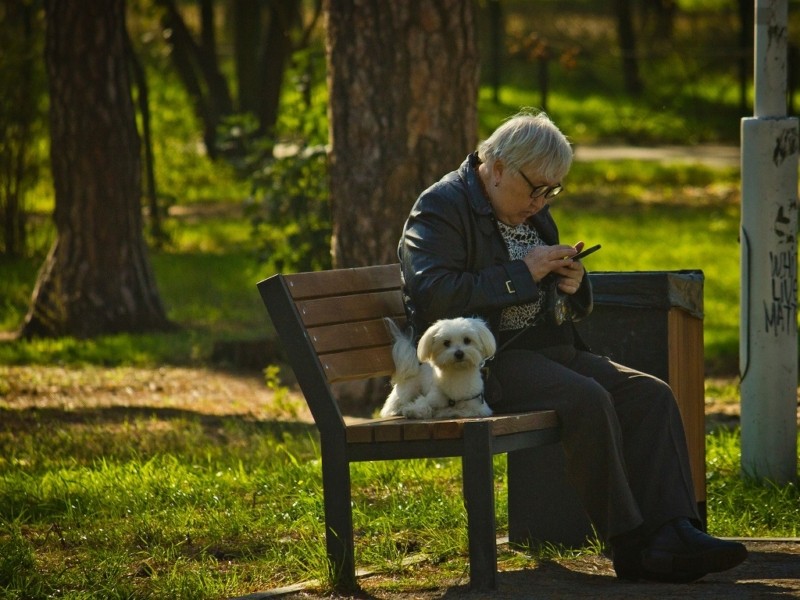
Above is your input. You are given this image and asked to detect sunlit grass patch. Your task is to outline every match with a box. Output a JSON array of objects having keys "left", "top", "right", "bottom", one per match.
[
  {"left": 0, "top": 415, "right": 323, "bottom": 597},
  {"left": 706, "top": 427, "right": 800, "bottom": 538}
]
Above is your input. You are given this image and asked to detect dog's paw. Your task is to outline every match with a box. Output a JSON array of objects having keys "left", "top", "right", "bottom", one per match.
[{"left": 402, "top": 404, "right": 433, "bottom": 419}]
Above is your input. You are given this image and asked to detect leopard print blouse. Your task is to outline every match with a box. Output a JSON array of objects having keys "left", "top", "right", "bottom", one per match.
[{"left": 497, "top": 221, "right": 545, "bottom": 331}]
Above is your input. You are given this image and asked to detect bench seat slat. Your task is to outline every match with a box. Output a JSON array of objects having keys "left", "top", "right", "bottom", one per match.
[{"left": 345, "top": 411, "right": 559, "bottom": 443}]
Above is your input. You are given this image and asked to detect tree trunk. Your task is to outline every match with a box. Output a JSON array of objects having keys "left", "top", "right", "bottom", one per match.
[
  {"left": 0, "top": 0, "right": 38, "bottom": 258},
  {"left": 487, "top": 0, "right": 503, "bottom": 104},
  {"left": 157, "top": 0, "right": 233, "bottom": 158},
  {"left": 125, "top": 30, "right": 164, "bottom": 247},
  {"left": 326, "top": 0, "right": 479, "bottom": 268},
  {"left": 613, "top": 0, "right": 643, "bottom": 96},
  {"left": 233, "top": 0, "right": 263, "bottom": 116},
  {"left": 737, "top": 0, "right": 753, "bottom": 113},
  {"left": 642, "top": 0, "right": 677, "bottom": 41},
  {"left": 21, "top": 0, "right": 172, "bottom": 338},
  {"left": 257, "top": 0, "right": 299, "bottom": 137}
]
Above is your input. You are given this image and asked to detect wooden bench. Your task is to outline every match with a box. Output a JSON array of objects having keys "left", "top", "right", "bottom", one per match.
[
  {"left": 257, "top": 263, "right": 562, "bottom": 591},
  {"left": 257, "top": 264, "right": 707, "bottom": 591}
]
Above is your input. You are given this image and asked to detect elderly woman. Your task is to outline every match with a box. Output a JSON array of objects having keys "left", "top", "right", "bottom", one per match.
[{"left": 397, "top": 110, "right": 746, "bottom": 582}]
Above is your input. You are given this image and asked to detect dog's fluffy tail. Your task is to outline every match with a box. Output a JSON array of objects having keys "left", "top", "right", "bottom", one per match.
[{"left": 384, "top": 317, "right": 420, "bottom": 384}]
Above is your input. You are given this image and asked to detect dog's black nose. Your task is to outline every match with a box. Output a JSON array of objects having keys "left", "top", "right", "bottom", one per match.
[{"left": 454, "top": 349, "right": 464, "bottom": 360}]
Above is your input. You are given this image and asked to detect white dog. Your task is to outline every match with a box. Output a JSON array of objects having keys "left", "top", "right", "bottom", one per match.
[{"left": 380, "top": 317, "right": 496, "bottom": 419}]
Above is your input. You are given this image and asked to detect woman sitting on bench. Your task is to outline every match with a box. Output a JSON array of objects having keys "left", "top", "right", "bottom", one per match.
[{"left": 396, "top": 109, "right": 747, "bottom": 583}]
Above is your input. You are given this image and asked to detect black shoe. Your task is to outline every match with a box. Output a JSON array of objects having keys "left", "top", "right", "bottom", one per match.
[
  {"left": 640, "top": 518, "right": 748, "bottom": 582},
  {"left": 611, "top": 528, "right": 645, "bottom": 581},
  {"left": 613, "top": 542, "right": 704, "bottom": 583},
  {"left": 612, "top": 543, "right": 644, "bottom": 581}
]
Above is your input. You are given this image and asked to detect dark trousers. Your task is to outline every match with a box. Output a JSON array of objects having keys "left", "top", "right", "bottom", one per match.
[{"left": 489, "top": 344, "right": 700, "bottom": 541}]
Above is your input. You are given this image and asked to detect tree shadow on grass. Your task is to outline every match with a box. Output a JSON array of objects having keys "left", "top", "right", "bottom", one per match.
[{"left": 0, "top": 404, "right": 317, "bottom": 448}]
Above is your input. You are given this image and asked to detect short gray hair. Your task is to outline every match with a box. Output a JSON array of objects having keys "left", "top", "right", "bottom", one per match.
[{"left": 477, "top": 110, "right": 573, "bottom": 182}]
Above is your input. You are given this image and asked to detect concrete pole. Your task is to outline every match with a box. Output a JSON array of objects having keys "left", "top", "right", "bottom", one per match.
[{"left": 740, "top": 0, "right": 799, "bottom": 484}]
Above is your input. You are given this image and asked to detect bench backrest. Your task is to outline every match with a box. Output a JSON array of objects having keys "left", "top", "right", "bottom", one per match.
[{"left": 258, "top": 264, "right": 405, "bottom": 434}]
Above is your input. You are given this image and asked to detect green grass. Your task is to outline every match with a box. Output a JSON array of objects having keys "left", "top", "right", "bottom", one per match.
[
  {"left": 0, "top": 416, "right": 328, "bottom": 597},
  {"left": 0, "top": 409, "right": 797, "bottom": 598},
  {"left": 706, "top": 428, "right": 800, "bottom": 537}
]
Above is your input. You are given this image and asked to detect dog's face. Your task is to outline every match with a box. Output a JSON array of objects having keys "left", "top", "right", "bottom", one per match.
[{"left": 417, "top": 317, "right": 496, "bottom": 370}]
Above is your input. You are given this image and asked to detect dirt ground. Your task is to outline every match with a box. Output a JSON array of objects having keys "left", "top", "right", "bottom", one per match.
[{"left": 1, "top": 365, "right": 798, "bottom": 599}]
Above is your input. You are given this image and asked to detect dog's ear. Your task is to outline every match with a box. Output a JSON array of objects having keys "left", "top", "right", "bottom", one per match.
[
  {"left": 472, "top": 319, "right": 497, "bottom": 357},
  {"left": 417, "top": 322, "right": 438, "bottom": 362}
]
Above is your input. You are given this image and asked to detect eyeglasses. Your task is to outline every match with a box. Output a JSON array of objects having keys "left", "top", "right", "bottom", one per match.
[{"left": 518, "top": 170, "right": 563, "bottom": 200}]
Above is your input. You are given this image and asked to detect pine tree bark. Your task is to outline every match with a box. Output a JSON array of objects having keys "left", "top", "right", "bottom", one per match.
[
  {"left": 326, "top": 0, "right": 479, "bottom": 268},
  {"left": 21, "top": 0, "right": 172, "bottom": 338}
]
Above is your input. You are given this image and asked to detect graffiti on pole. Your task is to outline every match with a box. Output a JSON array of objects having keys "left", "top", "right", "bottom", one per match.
[{"left": 764, "top": 201, "right": 798, "bottom": 335}]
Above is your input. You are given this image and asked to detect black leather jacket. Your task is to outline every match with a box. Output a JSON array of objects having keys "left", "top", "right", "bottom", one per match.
[{"left": 398, "top": 152, "right": 592, "bottom": 342}]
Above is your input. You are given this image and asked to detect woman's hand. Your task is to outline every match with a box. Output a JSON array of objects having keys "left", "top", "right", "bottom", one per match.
[
  {"left": 553, "top": 259, "right": 585, "bottom": 295},
  {"left": 522, "top": 244, "right": 578, "bottom": 283}
]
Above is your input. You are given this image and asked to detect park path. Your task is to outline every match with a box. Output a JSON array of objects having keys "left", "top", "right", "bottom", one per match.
[{"left": 573, "top": 144, "right": 740, "bottom": 168}]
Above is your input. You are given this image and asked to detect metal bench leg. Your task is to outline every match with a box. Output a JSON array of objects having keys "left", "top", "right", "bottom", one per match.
[
  {"left": 321, "top": 439, "right": 358, "bottom": 591},
  {"left": 462, "top": 421, "right": 497, "bottom": 591}
]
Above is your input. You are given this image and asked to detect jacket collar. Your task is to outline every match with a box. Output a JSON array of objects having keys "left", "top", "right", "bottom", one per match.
[
  {"left": 460, "top": 152, "right": 554, "bottom": 231},
  {"left": 460, "top": 153, "right": 495, "bottom": 217}
]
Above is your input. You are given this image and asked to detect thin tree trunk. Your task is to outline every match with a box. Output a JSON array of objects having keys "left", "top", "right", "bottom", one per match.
[
  {"left": 126, "top": 30, "right": 164, "bottom": 246},
  {"left": 613, "top": 0, "right": 643, "bottom": 96},
  {"left": 233, "top": 0, "right": 262, "bottom": 115},
  {"left": 737, "top": 0, "right": 753, "bottom": 113},
  {"left": 257, "top": 0, "right": 299, "bottom": 137},
  {"left": 488, "top": 0, "right": 503, "bottom": 103},
  {"left": 157, "top": 0, "right": 233, "bottom": 158},
  {"left": 1, "top": 0, "right": 36, "bottom": 258}
]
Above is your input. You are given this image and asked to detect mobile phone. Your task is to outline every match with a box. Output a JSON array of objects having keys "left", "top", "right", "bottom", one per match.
[{"left": 571, "top": 244, "right": 601, "bottom": 261}]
